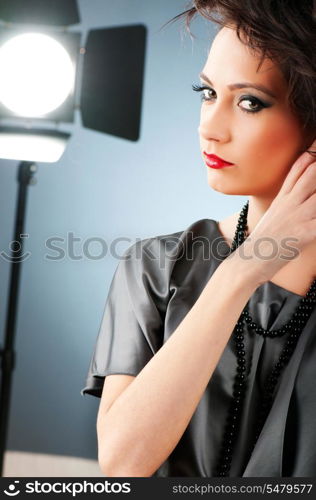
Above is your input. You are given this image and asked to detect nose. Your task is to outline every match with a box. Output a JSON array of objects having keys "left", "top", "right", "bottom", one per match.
[{"left": 198, "top": 102, "right": 232, "bottom": 143}]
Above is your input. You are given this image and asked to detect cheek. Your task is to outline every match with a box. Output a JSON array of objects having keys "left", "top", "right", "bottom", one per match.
[{"left": 236, "top": 114, "right": 303, "bottom": 177}]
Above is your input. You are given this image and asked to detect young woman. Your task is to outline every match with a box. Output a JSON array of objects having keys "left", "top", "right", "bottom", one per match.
[{"left": 82, "top": 0, "right": 316, "bottom": 477}]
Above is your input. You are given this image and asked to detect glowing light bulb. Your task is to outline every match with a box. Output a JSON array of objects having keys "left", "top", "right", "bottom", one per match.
[{"left": 0, "top": 33, "right": 75, "bottom": 117}]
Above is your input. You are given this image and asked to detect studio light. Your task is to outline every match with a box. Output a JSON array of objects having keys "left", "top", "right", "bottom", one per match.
[
  {"left": 0, "top": 26, "right": 80, "bottom": 162},
  {"left": 0, "top": 33, "right": 75, "bottom": 117},
  {"left": 0, "top": 0, "right": 147, "bottom": 477}
]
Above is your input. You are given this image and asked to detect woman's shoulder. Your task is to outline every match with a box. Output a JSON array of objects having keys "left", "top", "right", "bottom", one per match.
[
  {"left": 125, "top": 217, "right": 220, "bottom": 257},
  {"left": 121, "top": 217, "right": 226, "bottom": 279}
]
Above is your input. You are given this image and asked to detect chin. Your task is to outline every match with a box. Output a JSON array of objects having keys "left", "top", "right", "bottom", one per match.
[{"left": 207, "top": 178, "right": 250, "bottom": 196}]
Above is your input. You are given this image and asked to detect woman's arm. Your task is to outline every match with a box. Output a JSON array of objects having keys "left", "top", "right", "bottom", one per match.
[{"left": 97, "top": 250, "right": 262, "bottom": 477}]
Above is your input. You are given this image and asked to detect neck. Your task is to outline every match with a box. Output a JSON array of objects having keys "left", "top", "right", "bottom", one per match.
[{"left": 246, "top": 195, "right": 275, "bottom": 235}]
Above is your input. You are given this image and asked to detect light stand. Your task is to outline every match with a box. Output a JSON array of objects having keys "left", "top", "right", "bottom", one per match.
[{"left": 0, "top": 161, "right": 37, "bottom": 475}]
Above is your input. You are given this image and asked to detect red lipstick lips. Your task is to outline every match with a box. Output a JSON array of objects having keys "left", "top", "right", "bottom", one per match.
[{"left": 203, "top": 152, "right": 234, "bottom": 169}]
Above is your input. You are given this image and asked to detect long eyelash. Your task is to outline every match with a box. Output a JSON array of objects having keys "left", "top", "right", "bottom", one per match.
[
  {"left": 192, "top": 84, "right": 207, "bottom": 92},
  {"left": 192, "top": 84, "right": 215, "bottom": 104},
  {"left": 192, "top": 83, "right": 210, "bottom": 95}
]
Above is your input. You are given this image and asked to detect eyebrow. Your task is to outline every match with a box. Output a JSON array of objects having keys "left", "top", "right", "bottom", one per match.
[{"left": 199, "top": 72, "right": 277, "bottom": 99}]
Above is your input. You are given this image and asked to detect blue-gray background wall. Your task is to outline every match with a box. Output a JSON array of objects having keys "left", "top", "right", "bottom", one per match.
[{"left": 0, "top": 0, "right": 245, "bottom": 460}]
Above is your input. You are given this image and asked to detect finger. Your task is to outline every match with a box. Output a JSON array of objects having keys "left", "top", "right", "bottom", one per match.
[
  {"left": 301, "top": 191, "right": 316, "bottom": 219},
  {"left": 278, "top": 149, "right": 316, "bottom": 197},
  {"left": 290, "top": 160, "right": 316, "bottom": 204}
]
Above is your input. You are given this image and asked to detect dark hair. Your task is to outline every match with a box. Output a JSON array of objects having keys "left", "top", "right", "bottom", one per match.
[{"left": 167, "top": 0, "right": 316, "bottom": 142}]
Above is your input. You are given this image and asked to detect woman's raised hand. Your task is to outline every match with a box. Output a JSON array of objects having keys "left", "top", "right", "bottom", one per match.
[{"left": 236, "top": 139, "right": 316, "bottom": 283}]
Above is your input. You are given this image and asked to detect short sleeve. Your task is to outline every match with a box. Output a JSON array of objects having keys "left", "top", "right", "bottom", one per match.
[{"left": 81, "top": 238, "right": 169, "bottom": 398}]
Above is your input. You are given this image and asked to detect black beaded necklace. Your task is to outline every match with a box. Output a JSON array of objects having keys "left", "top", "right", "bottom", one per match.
[{"left": 215, "top": 199, "right": 316, "bottom": 477}]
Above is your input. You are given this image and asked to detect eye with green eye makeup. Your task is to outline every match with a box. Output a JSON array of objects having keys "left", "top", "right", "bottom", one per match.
[{"left": 191, "top": 83, "right": 273, "bottom": 114}]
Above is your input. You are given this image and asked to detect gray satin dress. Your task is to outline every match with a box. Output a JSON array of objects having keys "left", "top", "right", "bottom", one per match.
[{"left": 81, "top": 218, "right": 316, "bottom": 477}]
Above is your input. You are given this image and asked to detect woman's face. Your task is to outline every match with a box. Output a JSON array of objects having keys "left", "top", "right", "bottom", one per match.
[{"left": 198, "top": 26, "right": 307, "bottom": 198}]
